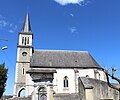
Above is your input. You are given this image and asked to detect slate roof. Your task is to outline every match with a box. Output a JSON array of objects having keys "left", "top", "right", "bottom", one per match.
[
  {"left": 21, "top": 13, "right": 32, "bottom": 33},
  {"left": 30, "top": 50, "right": 102, "bottom": 69},
  {"left": 80, "top": 77, "right": 107, "bottom": 89}
]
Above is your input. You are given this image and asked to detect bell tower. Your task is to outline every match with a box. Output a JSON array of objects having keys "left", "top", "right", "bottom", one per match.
[{"left": 14, "top": 13, "right": 33, "bottom": 97}]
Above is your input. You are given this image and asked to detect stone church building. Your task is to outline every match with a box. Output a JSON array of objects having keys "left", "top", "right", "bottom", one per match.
[{"left": 13, "top": 13, "right": 119, "bottom": 100}]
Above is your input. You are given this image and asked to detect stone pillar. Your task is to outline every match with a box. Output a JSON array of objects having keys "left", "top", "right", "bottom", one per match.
[
  {"left": 46, "top": 82, "right": 53, "bottom": 100},
  {"left": 50, "top": 86, "right": 53, "bottom": 100},
  {"left": 74, "top": 69, "right": 79, "bottom": 93},
  {"left": 33, "top": 84, "right": 36, "bottom": 100}
]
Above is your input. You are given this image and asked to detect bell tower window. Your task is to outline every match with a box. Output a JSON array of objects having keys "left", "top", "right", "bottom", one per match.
[
  {"left": 25, "top": 37, "right": 27, "bottom": 45},
  {"left": 22, "top": 37, "right": 24, "bottom": 45},
  {"left": 27, "top": 37, "right": 29, "bottom": 44}
]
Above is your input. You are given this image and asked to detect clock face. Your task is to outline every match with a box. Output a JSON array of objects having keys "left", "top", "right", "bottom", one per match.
[{"left": 22, "top": 52, "right": 27, "bottom": 56}]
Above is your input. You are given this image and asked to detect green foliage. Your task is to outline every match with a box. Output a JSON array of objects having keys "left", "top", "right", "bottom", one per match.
[{"left": 0, "top": 63, "right": 8, "bottom": 98}]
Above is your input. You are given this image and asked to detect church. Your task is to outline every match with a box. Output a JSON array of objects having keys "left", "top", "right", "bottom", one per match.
[{"left": 13, "top": 13, "right": 118, "bottom": 100}]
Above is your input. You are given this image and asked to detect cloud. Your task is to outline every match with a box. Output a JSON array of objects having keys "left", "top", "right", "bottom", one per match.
[
  {"left": 0, "top": 14, "right": 17, "bottom": 33},
  {"left": 0, "top": 20, "right": 8, "bottom": 28},
  {"left": 9, "top": 24, "right": 13, "bottom": 27},
  {"left": 9, "top": 30, "right": 14, "bottom": 33},
  {"left": 70, "top": 27, "right": 77, "bottom": 33},
  {"left": 70, "top": 13, "right": 74, "bottom": 17},
  {"left": 9, "top": 25, "right": 17, "bottom": 33},
  {"left": 53, "top": 0, "right": 85, "bottom": 5},
  {"left": 69, "top": 27, "right": 79, "bottom": 36}
]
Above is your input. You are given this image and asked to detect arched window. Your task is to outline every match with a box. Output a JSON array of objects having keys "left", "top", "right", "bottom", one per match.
[
  {"left": 18, "top": 88, "right": 25, "bottom": 97},
  {"left": 38, "top": 87, "right": 47, "bottom": 100},
  {"left": 86, "top": 75, "right": 89, "bottom": 78},
  {"left": 96, "top": 72, "right": 100, "bottom": 80},
  {"left": 23, "top": 68, "right": 24, "bottom": 75},
  {"left": 63, "top": 76, "right": 68, "bottom": 87},
  {"left": 25, "top": 37, "right": 27, "bottom": 45},
  {"left": 95, "top": 70, "right": 100, "bottom": 80},
  {"left": 27, "top": 37, "right": 29, "bottom": 44},
  {"left": 22, "top": 37, "right": 24, "bottom": 45}
]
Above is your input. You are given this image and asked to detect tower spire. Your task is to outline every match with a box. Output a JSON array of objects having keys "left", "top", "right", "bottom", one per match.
[
  {"left": 21, "top": 12, "right": 32, "bottom": 32},
  {"left": 14, "top": 12, "right": 33, "bottom": 97}
]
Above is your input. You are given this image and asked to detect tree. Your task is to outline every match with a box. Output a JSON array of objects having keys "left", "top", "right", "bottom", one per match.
[
  {"left": 0, "top": 63, "right": 8, "bottom": 98},
  {"left": 104, "top": 68, "right": 120, "bottom": 100}
]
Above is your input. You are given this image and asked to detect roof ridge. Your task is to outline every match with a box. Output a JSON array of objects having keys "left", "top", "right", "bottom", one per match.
[{"left": 34, "top": 49, "right": 89, "bottom": 53}]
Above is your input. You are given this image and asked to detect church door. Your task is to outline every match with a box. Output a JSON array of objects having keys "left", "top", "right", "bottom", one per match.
[{"left": 38, "top": 87, "right": 47, "bottom": 100}]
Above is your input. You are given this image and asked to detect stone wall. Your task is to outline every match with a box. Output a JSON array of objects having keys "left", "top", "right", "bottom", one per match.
[
  {"left": 53, "top": 93, "right": 79, "bottom": 100},
  {"left": 8, "top": 96, "right": 31, "bottom": 100},
  {"left": 0, "top": 95, "right": 13, "bottom": 100},
  {"left": 79, "top": 77, "right": 119, "bottom": 100},
  {"left": 78, "top": 77, "right": 85, "bottom": 100}
]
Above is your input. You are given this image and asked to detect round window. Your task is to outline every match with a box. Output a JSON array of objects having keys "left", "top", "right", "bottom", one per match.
[{"left": 22, "top": 52, "right": 27, "bottom": 56}]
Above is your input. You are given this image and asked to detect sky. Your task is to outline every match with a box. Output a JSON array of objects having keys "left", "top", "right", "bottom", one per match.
[{"left": 0, "top": 0, "right": 120, "bottom": 95}]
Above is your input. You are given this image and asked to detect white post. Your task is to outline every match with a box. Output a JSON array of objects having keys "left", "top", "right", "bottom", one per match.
[{"left": 47, "top": 86, "right": 50, "bottom": 100}]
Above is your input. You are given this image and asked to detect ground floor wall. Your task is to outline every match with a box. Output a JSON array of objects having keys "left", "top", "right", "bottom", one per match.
[
  {"left": 53, "top": 93, "right": 80, "bottom": 100},
  {"left": 25, "top": 68, "right": 107, "bottom": 97},
  {"left": 26, "top": 74, "right": 34, "bottom": 96},
  {"left": 8, "top": 96, "right": 31, "bottom": 100}
]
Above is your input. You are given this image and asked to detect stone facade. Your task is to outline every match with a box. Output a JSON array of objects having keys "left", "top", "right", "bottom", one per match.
[
  {"left": 8, "top": 96, "right": 31, "bottom": 100},
  {"left": 0, "top": 95, "right": 13, "bottom": 100},
  {"left": 27, "top": 50, "right": 107, "bottom": 97},
  {"left": 53, "top": 93, "right": 79, "bottom": 100},
  {"left": 79, "top": 77, "right": 119, "bottom": 100},
  {"left": 78, "top": 77, "right": 85, "bottom": 100}
]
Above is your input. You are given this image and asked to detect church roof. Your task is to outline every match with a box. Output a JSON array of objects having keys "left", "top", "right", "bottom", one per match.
[
  {"left": 79, "top": 77, "right": 107, "bottom": 89},
  {"left": 21, "top": 12, "right": 32, "bottom": 33},
  {"left": 30, "top": 50, "right": 102, "bottom": 69}
]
